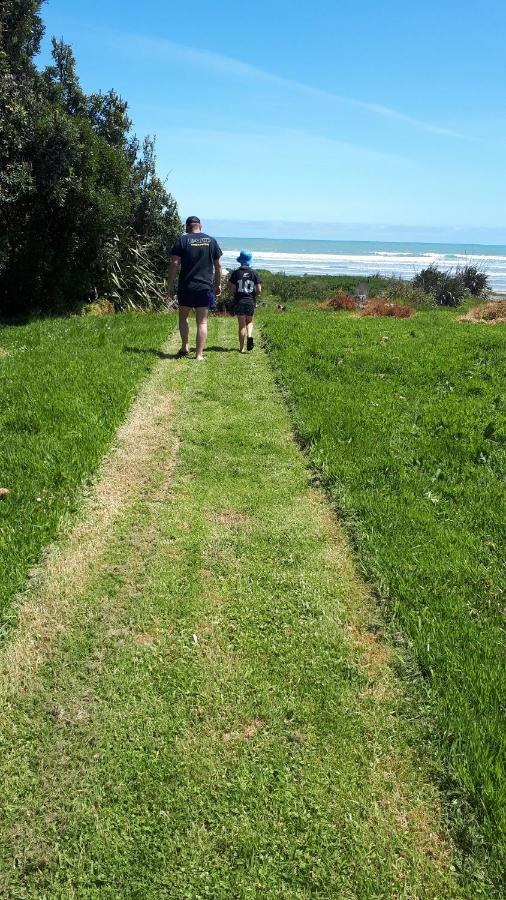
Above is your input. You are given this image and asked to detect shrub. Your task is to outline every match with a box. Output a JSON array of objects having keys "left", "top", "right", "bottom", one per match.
[
  {"left": 461, "top": 301, "right": 506, "bottom": 323},
  {"left": 431, "top": 273, "right": 467, "bottom": 308},
  {"left": 414, "top": 265, "right": 483, "bottom": 307},
  {"left": 106, "top": 235, "right": 171, "bottom": 311},
  {"left": 456, "top": 265, "right": 490, "bottom": 296},
  {"left": 413, "top": 264, "right": 444, "bottom": 295},
  {"left": 261, "top": 272, "right": 392, "bottom": 305},
  {"left": 383, "top": 278, "right": 429, "bottom": 308},
  {"left": 319, "top": 291, "right": 356, "bottom": 311},
  {"left": 361, "top": 299, "right": 415, "bottom": 318}
]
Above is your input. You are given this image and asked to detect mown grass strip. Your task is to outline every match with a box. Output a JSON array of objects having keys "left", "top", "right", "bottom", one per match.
[
  {"left": 262, "top": 306, "right": 506, "bottom": 886},
  {"left": 0, "top": 317, "right": 471, "bottom": 897},
  {"left": 0, "top": 313, "right": 172, "bottom": 625}
]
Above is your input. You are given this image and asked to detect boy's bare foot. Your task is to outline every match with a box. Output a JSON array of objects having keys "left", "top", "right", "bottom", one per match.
[{"left": 195, "top": 354, "right": 205, "bottom": 361}]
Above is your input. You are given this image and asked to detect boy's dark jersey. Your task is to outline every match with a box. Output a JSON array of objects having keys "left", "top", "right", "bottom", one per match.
[
  {"left": 171, "top": 232, "right": 222, "bottom": 293},
  {"left": 229, "top": 266, "right": 261, "bottom": 304}
]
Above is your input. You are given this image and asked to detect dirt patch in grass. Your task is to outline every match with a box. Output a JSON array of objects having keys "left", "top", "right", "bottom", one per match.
[
  {"left": 132, "top": 632, "right": 158, "bottom": 648},
  {"left": 214, "top": 510, "right": 251, "bottom": 527},
  {"left": 459, "top": 300, "right": 506, "bottom": 324},
  {"left": 223, "top": 718, "right": 265, "bottom": 742},
  {"left": 369, "top": 748, "right": 451, "bottom": 871}
]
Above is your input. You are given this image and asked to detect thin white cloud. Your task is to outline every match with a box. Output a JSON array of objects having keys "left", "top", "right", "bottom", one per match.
[
  {"left": 115, "top": 32, "right": 474, "bottom": 142},
  {"left": 160, "top": 124, "right": 415, "bottom": 167}
]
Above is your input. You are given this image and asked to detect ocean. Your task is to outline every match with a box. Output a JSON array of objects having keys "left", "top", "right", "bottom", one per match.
[{"left": 217, "top": 238, "right": 506, "bottom": 292}]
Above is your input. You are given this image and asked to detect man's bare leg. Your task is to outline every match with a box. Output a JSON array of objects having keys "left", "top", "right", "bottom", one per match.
[
  {"left": 195, "top": 306, "right": 208, "bottom": 360},
  {"left": 238, "top": 316, "right": 247, "bottom": 353},
  {"left": 178, "top": 306, "right": 190, "bottom": 354}
]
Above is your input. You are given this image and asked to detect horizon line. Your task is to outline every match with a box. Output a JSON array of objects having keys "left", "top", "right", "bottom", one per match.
[{"left": 214, "top": 234, "right": 506, "bottom": 248}]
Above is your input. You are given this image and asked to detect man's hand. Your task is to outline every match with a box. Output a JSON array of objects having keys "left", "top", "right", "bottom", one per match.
[
  {"left": 214, "top": 259, "right": 222, "bottom": 298},
  {"left": 167, "top": 255, "right": 181, "bottom": 298}
]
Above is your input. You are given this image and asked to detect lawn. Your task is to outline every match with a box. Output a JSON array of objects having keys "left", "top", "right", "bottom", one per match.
[
  {"left": 262, "top": 306, "right": 506, "bottom": 884},
  {"left": 0, "top": 318, "right": 467, "bottom": 897},
  {"left": 0, "top": 313, "right": 171, "bottom": 626}
]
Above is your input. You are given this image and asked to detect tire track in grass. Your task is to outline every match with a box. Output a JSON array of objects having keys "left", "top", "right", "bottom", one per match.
[
  {"left": 0, "top": 331, "right": 181, "bottom": 694},
  {"left": 0, "top": 318, "right": 465, "bottom": 897}
]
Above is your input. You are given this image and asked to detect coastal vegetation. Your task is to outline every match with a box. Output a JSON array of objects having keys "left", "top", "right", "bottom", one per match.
[
  {"left": 260, "top": 265, "right": 490, "bottom": 313},
  {"left": 0, "top": 1, "right": 180, "bottom": 319},
  {"left": 262, "top": 305, "right": 506, "bottom": 886}
]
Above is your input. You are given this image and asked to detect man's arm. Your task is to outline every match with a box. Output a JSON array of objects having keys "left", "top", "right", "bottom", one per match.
[
  {"left": 214, "top": 258, "right": 222, "bottom": 296},
  {"left": 167, "top": 255, "right": 181, "bottom": 297},
  {"left": 255, "top": 283, "right": 262, "bottom": 295}
]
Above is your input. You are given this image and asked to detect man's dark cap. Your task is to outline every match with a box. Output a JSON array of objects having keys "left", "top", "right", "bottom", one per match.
[{"left": 185, "top": 215, "right": 201, "bottom": 226}]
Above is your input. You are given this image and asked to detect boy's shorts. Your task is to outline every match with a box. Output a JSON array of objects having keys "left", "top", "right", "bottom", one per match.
[
  {"left": 235, "top": 301, "right": 255, "bottom": 317},
  {"left": 178, "top": 288, "right": 215, "bottom": 309}
]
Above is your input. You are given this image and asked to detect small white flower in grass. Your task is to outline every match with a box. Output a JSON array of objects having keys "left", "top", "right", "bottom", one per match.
[
  {"left": 192, "top": 633, "right": 198, "bottom": 644},
  {"left": 425, "top": 491, "right": 440, "bottom": 505}
]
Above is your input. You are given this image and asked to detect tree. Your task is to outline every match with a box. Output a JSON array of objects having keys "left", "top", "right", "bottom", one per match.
[{"left": 0, "top": 3, "right": 181, "bottom": 316}]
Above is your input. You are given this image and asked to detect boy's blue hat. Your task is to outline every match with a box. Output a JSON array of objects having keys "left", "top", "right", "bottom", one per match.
[{"left": 237, "top": 250, "right": 252, "bottom": 265}]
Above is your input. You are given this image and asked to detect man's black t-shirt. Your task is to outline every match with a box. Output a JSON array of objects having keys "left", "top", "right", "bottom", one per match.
[
  {"left": 229, "top": 266, "right": 261, "bottom": 304},
  {"left": 171, "top": 232, "right": 222, "bottom": 293}
]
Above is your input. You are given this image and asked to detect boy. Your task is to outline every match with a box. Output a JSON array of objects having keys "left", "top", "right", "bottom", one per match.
[{"left": 228, "top": 251, "right": 262, "bottom": 352}]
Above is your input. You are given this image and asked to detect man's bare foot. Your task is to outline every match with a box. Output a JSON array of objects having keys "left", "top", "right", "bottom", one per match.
[
  {"left": 195, "top": 354, "right": 205, "bottom": 361},
  {"left": 176, "top": 347, "right": 189, "bottom": 358}
]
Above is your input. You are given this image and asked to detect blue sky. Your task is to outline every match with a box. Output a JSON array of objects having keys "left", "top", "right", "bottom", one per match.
[{"left": 38, "top": 0, "right": 506, "bottom": 241}]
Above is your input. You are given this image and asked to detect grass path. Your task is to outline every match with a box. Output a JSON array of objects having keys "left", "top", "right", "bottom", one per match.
[{"left": 0, "top": 318, "right": 464, "bottom": 897}]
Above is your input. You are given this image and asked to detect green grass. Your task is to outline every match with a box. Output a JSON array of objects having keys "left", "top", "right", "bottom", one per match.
[
  {"left": 262, "top": 306, "right": 506, "bottom": 885},
  {"left": 0, "top": 318, "right": 470, "bottom": 897},
  {"left": 0, "top": 313, "right": 171, "bottom": 625}
]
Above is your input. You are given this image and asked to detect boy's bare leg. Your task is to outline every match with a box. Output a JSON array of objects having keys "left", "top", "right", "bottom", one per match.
[
  {"left": 178, "top": 306, "right": 190, "bottom": 354},
  {"left": 246, "top": 316, "right": 254, "bottom": 338},
  {"left": 195, "top": 306, "right": 208, "bottom": 360},
  {"left": 238, "top": 315, "right": 247, "bottom": 352}
]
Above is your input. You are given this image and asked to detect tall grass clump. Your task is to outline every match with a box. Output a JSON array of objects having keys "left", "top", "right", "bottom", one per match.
[
  {"left": 262, "top": 306, "right": 506, "bottom": 887},
  {"left": 413, "top": 265, "right": 490, "bottom": 307},
  {"left": 456, "top": 265, "right": 490, "bottom": 296}
]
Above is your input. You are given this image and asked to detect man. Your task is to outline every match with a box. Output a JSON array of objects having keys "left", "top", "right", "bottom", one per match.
[{"left": 167, "top": 216, "right": 222, "bottom": 360}]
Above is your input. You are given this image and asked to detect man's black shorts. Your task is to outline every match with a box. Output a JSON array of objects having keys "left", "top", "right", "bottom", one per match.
[
  {"left": 178, "top": 288, "right": 215, "bottom": 309},
  {"left": 235, "top": 301, "right": 255, "bottom": 317}
]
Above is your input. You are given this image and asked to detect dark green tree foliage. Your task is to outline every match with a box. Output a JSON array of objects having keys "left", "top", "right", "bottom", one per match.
[{"left": 0, "top": 1, "right": 181, "bottom": 315}]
